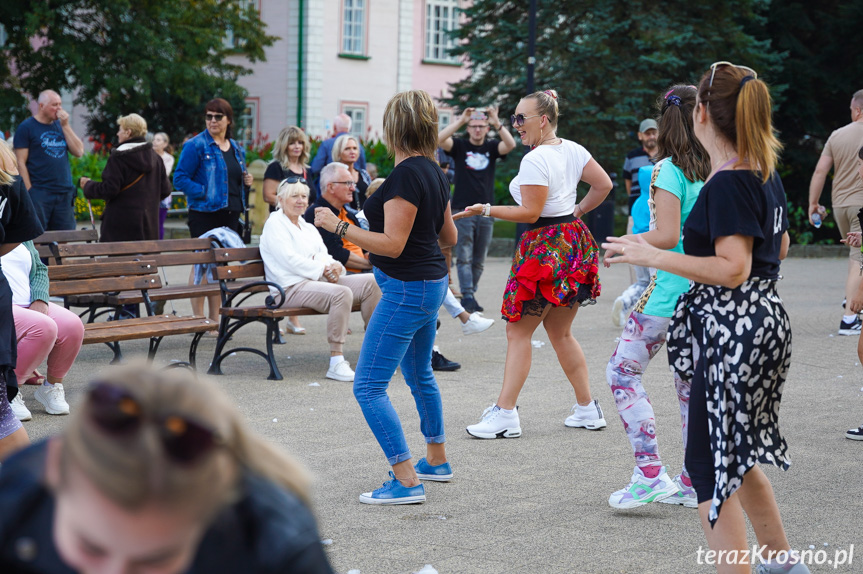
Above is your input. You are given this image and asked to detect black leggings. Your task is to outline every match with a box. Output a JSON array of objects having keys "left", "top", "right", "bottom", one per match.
[{"left": 187, "top": 209, "right": 243, "bottom": 238}]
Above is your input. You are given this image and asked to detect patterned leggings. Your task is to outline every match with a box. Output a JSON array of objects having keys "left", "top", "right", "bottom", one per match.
[{"left": 606, "top": 311, "right": 691, "bottom": 476}]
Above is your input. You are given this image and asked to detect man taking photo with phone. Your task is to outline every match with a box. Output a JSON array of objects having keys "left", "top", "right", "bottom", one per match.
[{"left": 438, "top": 106, "right": 516, "bottom": 312}]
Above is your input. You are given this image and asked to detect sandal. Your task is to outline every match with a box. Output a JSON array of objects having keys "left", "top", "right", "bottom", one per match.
[{"left": 283, "top": 322, "right": 306, "bottom": 335}]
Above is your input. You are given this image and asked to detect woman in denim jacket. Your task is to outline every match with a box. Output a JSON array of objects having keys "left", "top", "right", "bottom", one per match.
[{"left": 173, "top": 98, "right": 253, "bottom": 326}]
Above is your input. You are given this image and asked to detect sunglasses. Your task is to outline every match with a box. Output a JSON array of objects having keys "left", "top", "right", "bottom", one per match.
[
  {"left": 87, "top": 382, "right": 222, "bottom": 465},
  {"left": 205, "top": 113, "right": 225, "bottom": 122},
  {"left": 706, "top": 62, "right": 757, "bottom": 110},
  {"left": 510, "top": 114, "right": 541, "bottom": 127},
  {"left": 284, "top": 176, "right": 308, "bottom": 186}
]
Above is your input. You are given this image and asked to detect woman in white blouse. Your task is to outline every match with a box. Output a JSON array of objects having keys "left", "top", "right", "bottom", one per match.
[{"left": 260, "top": 179, "right": 380, "bottom": 382}]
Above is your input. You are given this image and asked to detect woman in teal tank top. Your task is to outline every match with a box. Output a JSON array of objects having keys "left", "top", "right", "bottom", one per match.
[{"left": 604, "top": 85, "right": 711, "bottom": 510}]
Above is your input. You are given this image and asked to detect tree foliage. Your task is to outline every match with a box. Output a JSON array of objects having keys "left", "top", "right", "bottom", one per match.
[{"left": 0, "top": 0, "right": 276, "bottom": 143}]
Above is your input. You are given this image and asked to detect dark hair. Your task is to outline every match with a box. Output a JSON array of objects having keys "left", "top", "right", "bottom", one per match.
[
  {"left": 696, "top": 65, "right": 782, "bottom": 183},
  {"left": 205, "top": 98, "right": 235, "bottom": 140},
  {"left": 524, "top": 89, "right": 560, "bottom": 128},
  {"left": 858, "top": 145, "right": 863, "bottom": 161},
  {"left": 655, "top": 85, "right": 711, "bottom": 183}
]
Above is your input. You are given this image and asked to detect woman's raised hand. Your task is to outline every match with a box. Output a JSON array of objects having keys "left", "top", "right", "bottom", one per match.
[
  {"left": 601, "top": 234, "right": 656, "bottom": 268},
  {"left": 314, "top": 207, "right": 340, "bottom": 232},
  {"left": 452, "top": 203, "right": 485, "bottom": 221}
]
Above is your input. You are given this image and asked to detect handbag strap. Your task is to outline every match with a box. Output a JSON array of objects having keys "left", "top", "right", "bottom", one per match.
[{"left": 120, "top": 173, "right": 144, "bottom": 192}]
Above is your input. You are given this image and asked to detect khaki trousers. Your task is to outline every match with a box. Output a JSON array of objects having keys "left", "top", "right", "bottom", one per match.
[{"left": 281, "top": 274, "right": 381, "bottom": 353}]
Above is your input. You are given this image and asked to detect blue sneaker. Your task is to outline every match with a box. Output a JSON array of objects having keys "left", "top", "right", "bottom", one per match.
[
  {"left": 414, "top": 457, "right": 453, "bottom": 482},
  {"left": 359, "top": 471, "right": 426, "bottom": 505}
]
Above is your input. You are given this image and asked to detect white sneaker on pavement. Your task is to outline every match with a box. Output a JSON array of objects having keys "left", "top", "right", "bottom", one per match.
[
  {"left": 326, "top": 360, "right": 355, "bottom": 382},
  {"left": 608, "top": 466, "right": 679, "bottom": 509},
  {"left": 564, "top": 399, "right": 607, "bottom": 430},
  {"left": 462, "top": 312, "right": 494, "bottom": 335},
  {"left": 10, "top": 393, "right": 32, "bottom": 421},
  {"left": 466, "top": 405, "right": 522, "bottom": 439},
  {"left": 34, "top": 383, "right": 70, "bottom": 415}
]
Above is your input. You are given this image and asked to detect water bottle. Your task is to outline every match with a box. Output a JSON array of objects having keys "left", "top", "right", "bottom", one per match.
[{"left": 811, "top": 206, "right": 826, "bottom": 228}]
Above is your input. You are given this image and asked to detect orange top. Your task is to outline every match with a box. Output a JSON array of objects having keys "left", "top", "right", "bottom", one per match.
[{"left": 339, "top": 209, "right": 367, "bottom": 273}]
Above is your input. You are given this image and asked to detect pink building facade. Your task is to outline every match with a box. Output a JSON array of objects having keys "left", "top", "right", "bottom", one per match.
[{"left": 228, "top": 0, "right": 468, "bottom": 147}]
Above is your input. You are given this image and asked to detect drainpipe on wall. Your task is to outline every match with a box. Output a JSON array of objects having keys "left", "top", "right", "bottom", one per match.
[{"left": 297, "top": 0, "right": 305, "bottom": 126}]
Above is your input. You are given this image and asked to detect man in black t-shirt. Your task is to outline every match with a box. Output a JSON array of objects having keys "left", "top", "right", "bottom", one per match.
[{"left": 438, "top": 106, "right": 516, "bottom": 312}]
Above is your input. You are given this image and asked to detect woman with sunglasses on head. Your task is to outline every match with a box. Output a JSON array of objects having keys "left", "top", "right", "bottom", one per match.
[
  {"left": 174, "top": 99, "right": 254, "bottom": 329},
  {"left": 0, "top": 365, "right": 334, "bottom": 573},
  {"left": 604, "top": 64, "right": 806, "bottom": 574},
  {"left": 332, "top": 134, "right": 371, "bottom": 210},
  {"left": 604, "top": 85, "right": 710, "bottom": 510},
  {"left": 261, "top": 179, "right": 380, "bottom": 383},
  {"left": 458, "top": 89, "right": 613, "bottom": 439}
]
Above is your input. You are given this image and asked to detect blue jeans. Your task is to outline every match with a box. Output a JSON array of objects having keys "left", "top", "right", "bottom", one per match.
[
  {"left": 353, "top": 268, "right": 448, "bottom": 465},
  {"left": 454, "top": 216, "right": 494, "bottom": 297}
]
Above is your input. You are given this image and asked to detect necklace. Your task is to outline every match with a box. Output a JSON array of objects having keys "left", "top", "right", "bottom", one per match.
[{"left": 532, "top": 133, "right": 560, "bottom": 149}]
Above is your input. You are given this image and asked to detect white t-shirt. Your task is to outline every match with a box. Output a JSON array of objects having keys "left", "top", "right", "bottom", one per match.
[
  {"left": 1, "top": 243, "right": 33, "bottom": 306},
  {"left": 508, "top": 139, "right": 592, "bottom": 217}
]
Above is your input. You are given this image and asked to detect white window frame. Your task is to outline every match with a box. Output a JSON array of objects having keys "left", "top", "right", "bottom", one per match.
[
  {"left": 438, "top": 110, "right": 452, "bottom": 129},
  {"left": 341, "top": 103, "right": 368, "bottom": 140},
  {"left": 341, "top": 0, "right": 366, "bottom": 55},
  {"left": 224, "top": 0, "right": 259, "bottom": 50},
  {"left": 425, "top": 0, "right": 459, "bottom": 62},
  {"left": 237, "top": 99, "right": 258, "bottom": 148}
]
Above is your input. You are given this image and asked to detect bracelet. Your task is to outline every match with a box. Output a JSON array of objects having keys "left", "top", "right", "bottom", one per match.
[
  {"left": 336, "top": 221, "right": 350, "bottom": 238},
  {"left": 575, "top": 203, "right": 584, "bottom": 217},
  {"left": 481, "top": 203, "right": 492, "bottom": 217}
]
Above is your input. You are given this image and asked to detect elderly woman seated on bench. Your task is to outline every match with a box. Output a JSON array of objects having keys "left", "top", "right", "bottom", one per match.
[{"left": 260, "top": 179, "right": 381, "bottom": 382}]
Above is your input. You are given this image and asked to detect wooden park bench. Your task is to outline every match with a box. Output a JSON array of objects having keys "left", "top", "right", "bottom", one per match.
[
  {"left": 208, "top": 247, "right": 360, "bottom": 381},
  {"left": 33, "top": 228, "right": 99, "bottom": 259},
  {"left": 48, "top": 260, "right": 217, "bottom": 365},
  {"left": 46, "top": 238, "right": 219, "bottom": 321}
]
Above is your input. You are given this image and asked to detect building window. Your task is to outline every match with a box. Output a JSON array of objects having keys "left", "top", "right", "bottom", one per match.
[
  {"left": 425, "top": 0, "right": 459, "bottom": 62},
  {"left": 342, "top": 104, "right": 367, "bottom": 139},
  {"left": 237, "top": 100, "right": 258, "bottom": 148},
  {"left": 224, "top": 0, "right": 259, "bottom": 49},
  {"left": 342, "top": 0, "right": 366, "bottom": 55},
  {"left": 438, "top": 110, "right": 452, "bottom": 129}
]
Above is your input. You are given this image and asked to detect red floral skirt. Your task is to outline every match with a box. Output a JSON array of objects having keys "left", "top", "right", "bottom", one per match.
[{"left": 501, "top": 219, "right": 601, "bottom": 322}]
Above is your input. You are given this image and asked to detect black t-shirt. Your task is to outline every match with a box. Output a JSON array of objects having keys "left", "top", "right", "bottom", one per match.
[
  {"left": 682, "top": 170, "right": 788, "bottom": 280},
  {"left": 223, "top": 147, "right": 244, "bottom": 212},
  {"left": 449, "top": 138, "right": 504, "bottom": 210},
  {"left": 364, "top": 157, "right": 449, "bottom": 281},
  {"left": 354, "top": 176, "right": 368, "bottom": 210},
  {"left": 0, "top": 177, "right": 44, "bottom": 245},
  {"left": 264, "top": 161, "right": 311, "bottom": 211}
]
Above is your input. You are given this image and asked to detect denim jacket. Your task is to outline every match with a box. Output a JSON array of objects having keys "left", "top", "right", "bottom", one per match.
[{"left": 173, "top": 130, "right": 247, "bottom": 212}]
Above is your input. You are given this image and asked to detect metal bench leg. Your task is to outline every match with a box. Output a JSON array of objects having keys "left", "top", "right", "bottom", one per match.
[
  {"left": 107, "top": 341, "right": 123, "bottom": 364},
  {"left": 189, "top": 331, "right": 204, "bottom": 369},
  {"left": 148, "top": 337, "right": 164, "bottom": 362},
  {"left": 265, "top": 320, "right": 283, "bottom": 381},
  {"left": 207, "top": 318, "right": 232, "bottom": 376},
  {"left": 273, "top": 319, "right": 286, "bottom": 345}
]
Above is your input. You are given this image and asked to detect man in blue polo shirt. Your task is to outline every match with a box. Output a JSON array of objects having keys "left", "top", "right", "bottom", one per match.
[{"left": 13, "top": 90, "right": 85, "bottom": 230}]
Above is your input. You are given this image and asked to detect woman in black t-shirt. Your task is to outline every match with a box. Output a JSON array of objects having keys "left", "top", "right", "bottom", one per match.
[
  {"left": 603, "top": 65, "right": 805, "bottom": 573},
  {"left": 314, "top": 91, "right": 457, "bottom": 506},
  {"left": 263, "top": 126, "right": 312, "bottom": 211},
  {"left": 0, "top": 141, "right": 45, "bottom": 461}
]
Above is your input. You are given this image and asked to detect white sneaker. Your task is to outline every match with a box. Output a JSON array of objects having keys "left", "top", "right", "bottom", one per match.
[
  {"left": 608, "top": 466, "right": 679, "bottom": 509},
  {"left": 10, "top": 393, "right": 32, "bottom": 421},
  {"left": 611, "top": 296, "right": 626, "bottom": 327},
  {"left": 657, "top": 474, "right": 699, "bottom": 508},
  {"left": 466, "top": 405, "right": 522, "bottom": 439},
  {"left": 564, "top": 399, "right": 607, "bottom": 430},
  {"left": 326, "top": 360, "right": 355, "bottom": 382},
  {"left": 34, "top": 383, "right": 70, "bottom": 415},
  {"left": 461, "top": 312, "right": 494, "bottom": 335}
]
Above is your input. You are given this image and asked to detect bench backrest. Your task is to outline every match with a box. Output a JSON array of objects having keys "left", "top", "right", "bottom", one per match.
[
  {"left": 34, "top": 228, "right": 99, "bottom": 258},
  {"left": 47, "top": 260, "right": 162, "bottom": 297},
  {"left": 212, "top": 247, "right": 264, "bottom": 281},
  {"left": 49, "top": 238, "right": 215, "bottom": 267}
]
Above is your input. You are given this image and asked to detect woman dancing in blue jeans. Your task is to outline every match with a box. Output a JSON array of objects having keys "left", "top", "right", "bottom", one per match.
[{"left": 314, "top": 90, "right": 457, "bottom": 505}]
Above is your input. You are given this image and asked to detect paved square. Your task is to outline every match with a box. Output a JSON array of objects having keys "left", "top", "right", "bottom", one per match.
[{"left": 22, "top": 256, "right": 860, "bottom": 573}]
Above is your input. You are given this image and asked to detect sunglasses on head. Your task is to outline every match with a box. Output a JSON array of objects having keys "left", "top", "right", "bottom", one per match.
[
  {"left": 284, "top": 176, "right": 308, "bottom": 185},
  {"left": 510, "top": 114, "right": 541, "bottom": 127},
  {"left": 705, "top": 62, "right": 758, "bottom": 111},
  {"left": 205, "top": 113, "right": 225, "bottom": 122},
  {"left": 87, "top": 382, "right": 222, "bottom": 465}
]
